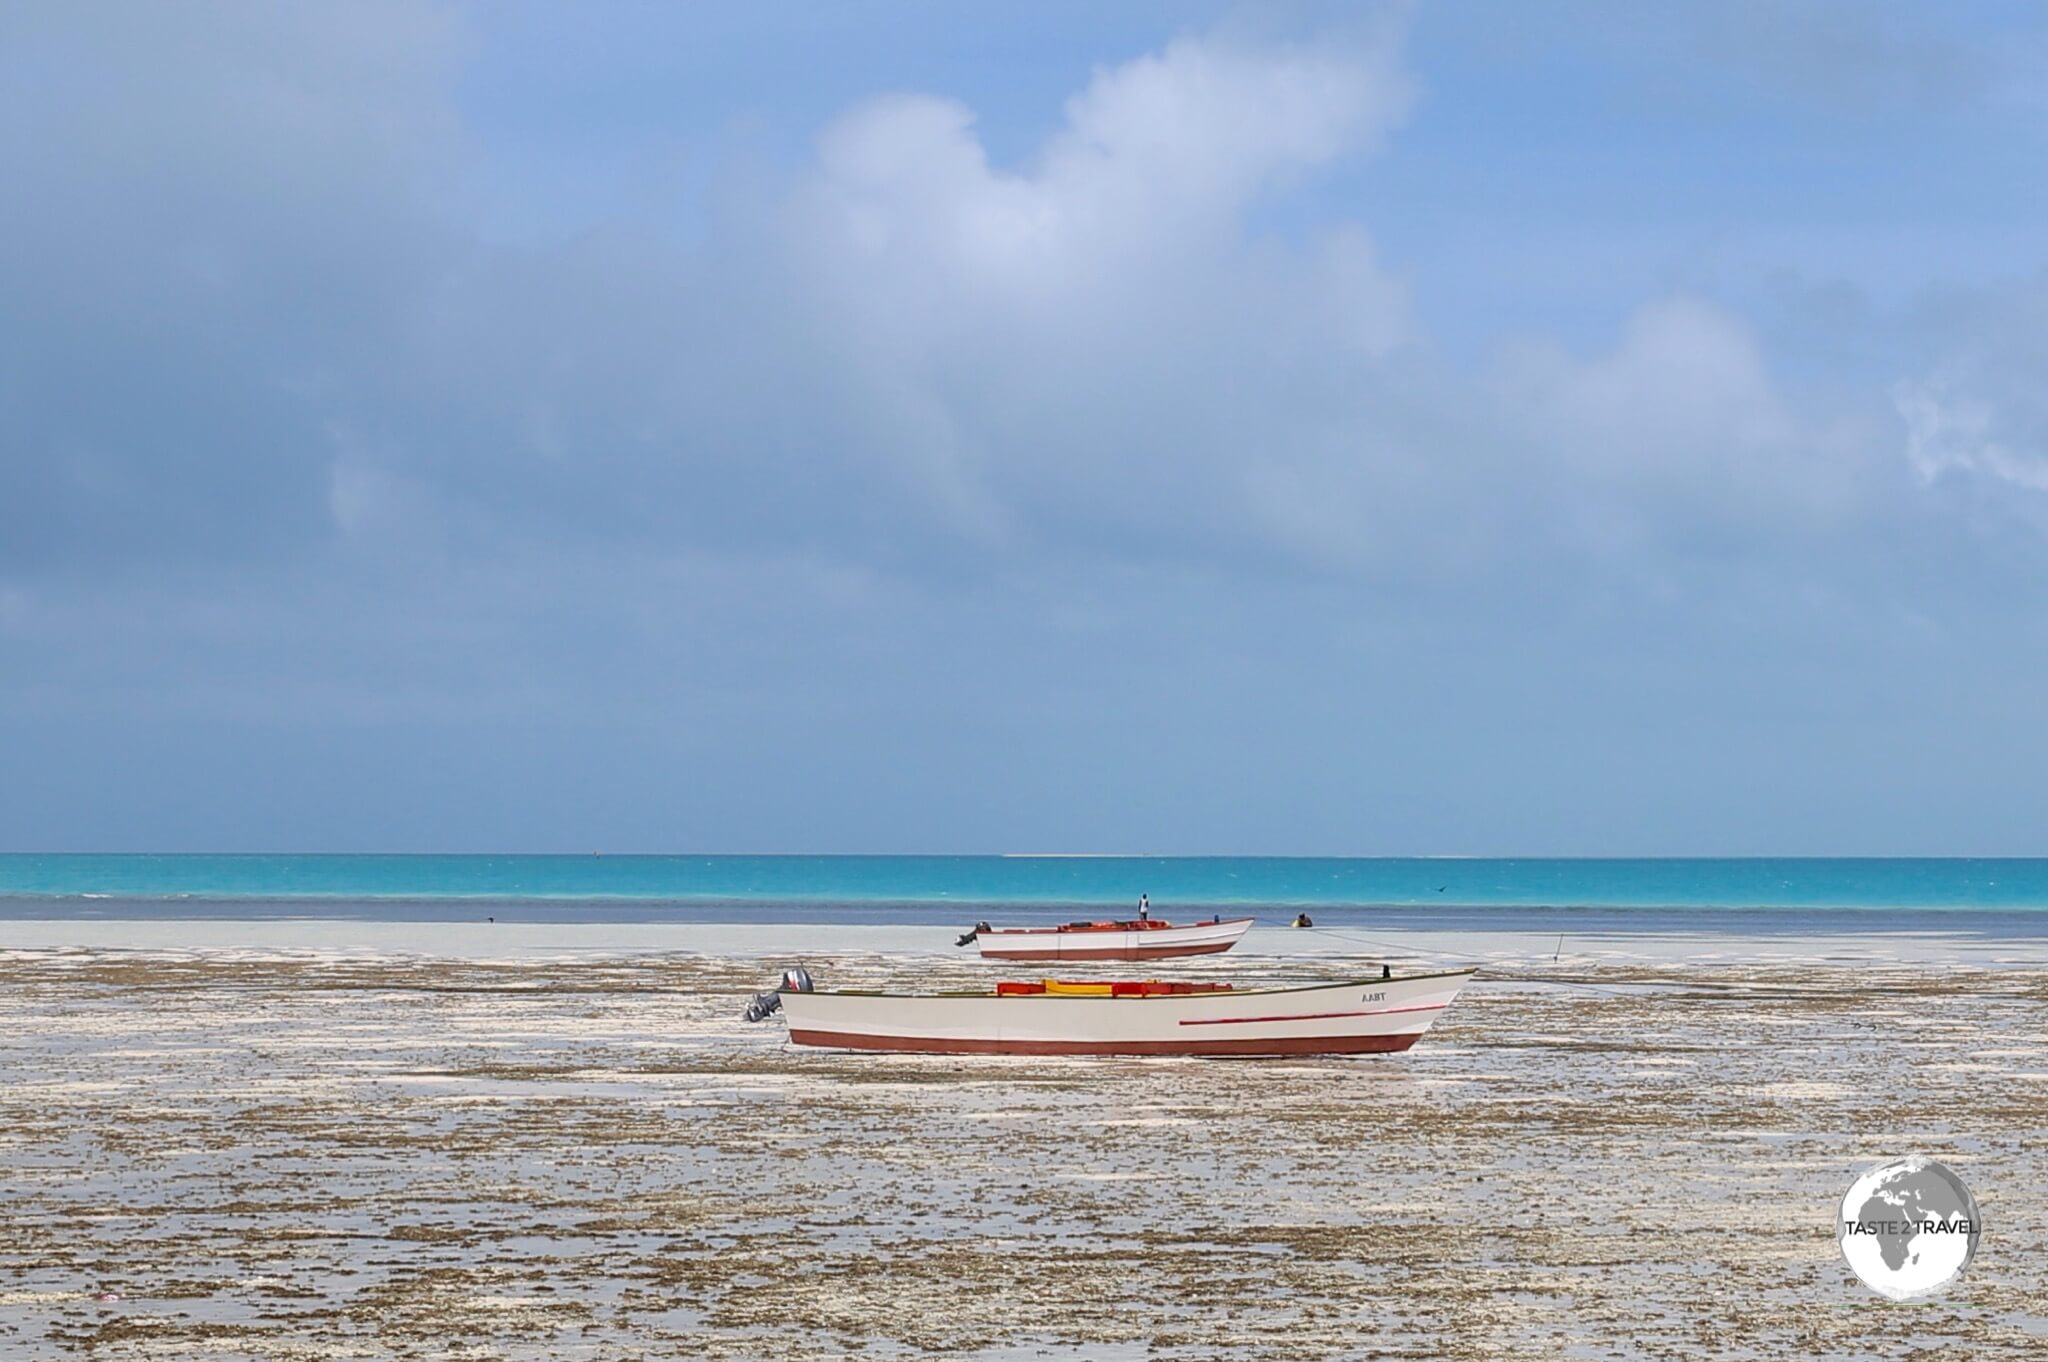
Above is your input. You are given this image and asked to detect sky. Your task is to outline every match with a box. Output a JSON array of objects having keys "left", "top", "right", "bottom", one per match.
[{"left": 3, "top": 1, "right": 2047, "bottom": 854}]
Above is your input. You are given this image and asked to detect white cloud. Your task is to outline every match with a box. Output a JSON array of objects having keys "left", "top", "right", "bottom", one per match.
[
  {"left": 1494, "top": 297, "right": 1875, "bottom": 554},
  {"left": 778, "top": 30, "right": 1419, "bottom": 563},
  {"left": 1895, "top": 380, "right": 2048, "bottom": 492},
  {"left": 807, "top": 32, "right": 1411, "bottom": 283},
  {"left": 1518, "top": 298, "right": 1790, "bottom": 463},
  {"left": 1888, "top": 274, "right": 2048, "bottom": 511}
]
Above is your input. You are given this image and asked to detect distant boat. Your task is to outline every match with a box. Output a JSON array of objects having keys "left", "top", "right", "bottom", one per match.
[
  {"left": 963, "top": 915, "right": 1254, "bottom": 961},
  {"left": 773, "top": 968, "right": 1476, "bottom": 1057}
]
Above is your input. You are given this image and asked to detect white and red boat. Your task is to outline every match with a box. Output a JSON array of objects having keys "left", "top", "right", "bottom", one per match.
[
  {"left": 774, "top": 968, "right": 1475, "bottom": 1057},
  {"left": 963, "top": 915, "right": 1254, "bottom": 961}
]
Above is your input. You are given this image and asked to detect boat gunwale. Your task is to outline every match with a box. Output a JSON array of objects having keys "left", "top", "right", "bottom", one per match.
[{"left": 813, "top": 967, "right": 1479, "bottom": 1001}]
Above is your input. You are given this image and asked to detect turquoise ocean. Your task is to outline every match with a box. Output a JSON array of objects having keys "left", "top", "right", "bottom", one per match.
[{"left": 2, "top": 855, "right": 2046, "bottom": 934}]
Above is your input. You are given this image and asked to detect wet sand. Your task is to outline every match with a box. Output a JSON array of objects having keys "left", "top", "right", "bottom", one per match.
[{"left": 3, "top": 929, "right": 2045, "bottom": 1359}]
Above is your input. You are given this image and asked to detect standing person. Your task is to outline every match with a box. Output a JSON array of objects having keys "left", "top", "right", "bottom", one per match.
[{"left": 1138, "top": 894, "right": 1149, "bottom": 922}]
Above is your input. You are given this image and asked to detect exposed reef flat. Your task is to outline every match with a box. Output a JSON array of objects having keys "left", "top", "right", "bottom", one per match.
[{"left": 2, "top": 936, "right": 2044, "bottom": 1359}]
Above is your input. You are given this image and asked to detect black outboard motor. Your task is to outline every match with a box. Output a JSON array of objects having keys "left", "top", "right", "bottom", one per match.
[
  {"left": 954, "top": 921, "right": 992, "bottom": 948},
  {"left": 743, "top": 966, "right": 816, "bottom": 1023}
]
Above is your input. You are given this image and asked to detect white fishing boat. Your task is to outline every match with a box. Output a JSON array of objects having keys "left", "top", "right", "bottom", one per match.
[
  {"left": 766, "top": 967, "right": 1476, "bottom": 1057},
  {"left": 961, "top": 915, "right": 1254, "bottom": 961}
]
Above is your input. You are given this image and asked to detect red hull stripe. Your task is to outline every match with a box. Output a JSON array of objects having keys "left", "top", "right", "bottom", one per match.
[
  {"left": 980, "top": 941, "right": 1235, "bottom": 961},
  {"left": 788, "top": 1030, "right": 1422, "bottom": 1057},
  {"left": 1178, "top": 1002, "right": 1447, "bottom": 1027}
]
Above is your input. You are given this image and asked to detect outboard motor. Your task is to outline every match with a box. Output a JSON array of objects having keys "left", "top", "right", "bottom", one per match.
[
  {"left": 954, "top": 921, "right": 991, "bottom": 948},
  {"left": 744, "top": 966, "right": 816, "bottom": 1023}
]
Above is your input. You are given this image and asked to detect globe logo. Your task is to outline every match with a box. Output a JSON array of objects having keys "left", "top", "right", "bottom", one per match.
[{"left": 1838, "top": 1156, "right": 1981, "bottom": 1300}]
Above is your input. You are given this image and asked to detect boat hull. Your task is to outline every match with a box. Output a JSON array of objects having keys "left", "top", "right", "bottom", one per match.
[
  {"left": 974, "top": 916, "right": 1254, "bottom": 962},
  {"left": 781, "top": 970, "right": 1475, "bottom": 1058}
]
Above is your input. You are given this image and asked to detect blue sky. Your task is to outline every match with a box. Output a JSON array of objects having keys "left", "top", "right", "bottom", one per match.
[{"left": 4, "top": 2, "right": 2047, "bottom": 853}]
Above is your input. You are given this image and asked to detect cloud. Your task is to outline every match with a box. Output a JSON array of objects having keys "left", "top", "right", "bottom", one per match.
[
  {"left": 1896, "top": 381, "right": 2048, "bottom": 493},
  {"left": 194, "top": 21, "right": 1434, "bottom": 589},
  {"left": 809, "top": 30, "right": 1410, "bottom": 262},
  {"left": 1518, "top": 299, "right": 1789, "bottom": 463},
  {"left": 2, "top": 8, "right": 1892, "bottom": 602},
  {"left": 777, "top": 29, "right": 1417, "bottom": 564},
  {"left": 1888, "top": 272, "right": 2048, "bottom": 519}
]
